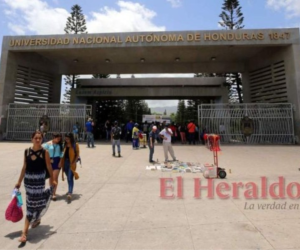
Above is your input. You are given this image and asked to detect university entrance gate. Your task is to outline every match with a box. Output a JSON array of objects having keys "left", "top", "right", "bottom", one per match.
[{"left": 1, "top": 28, "right": 300, "bottom": 142}]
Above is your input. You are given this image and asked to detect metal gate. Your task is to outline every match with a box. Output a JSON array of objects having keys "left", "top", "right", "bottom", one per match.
[
  {"left": 199, "top": 103, "right": 295, "bottom": 144},
  {"left": 6, "top": 103, "right": 92, "bottom": 141}
]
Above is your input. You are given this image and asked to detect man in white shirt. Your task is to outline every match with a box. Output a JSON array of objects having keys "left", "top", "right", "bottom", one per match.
[{"left": 159, "top": 124, "right": 177, "bottom": 162}]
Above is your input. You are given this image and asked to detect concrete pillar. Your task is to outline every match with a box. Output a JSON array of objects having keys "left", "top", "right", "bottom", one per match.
[
  {"left": 0, "top": 52, "right": 18, "bottom": 139},
  {"left": 51, "top": 74, "right": 62, "bottom": 103},
  {"left": 242, "top": 72, "right": 251, "bottom": 103},
  {"left": 287, "top": 44, "right": 300, "bottom": 141}
]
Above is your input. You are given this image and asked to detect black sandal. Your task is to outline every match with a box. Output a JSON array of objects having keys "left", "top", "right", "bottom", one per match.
[{"left": 31, "top": 219, "right": 41, "bottom": 229}]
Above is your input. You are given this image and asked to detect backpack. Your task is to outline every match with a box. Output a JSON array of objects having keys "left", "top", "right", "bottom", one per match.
[
  {"left": 72, "top": 143, "right": 81, "bottom": 165},
  {"left": 25, "top": 148, "right": 50, "bottom": 179},
  {"left": 112, "top": 127, "right": 121, "bottom": 140}
]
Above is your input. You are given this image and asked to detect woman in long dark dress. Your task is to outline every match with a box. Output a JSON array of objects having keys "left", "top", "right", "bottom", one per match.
[{"left": 15, "top": 131, "right": 55, "bottom": 243}]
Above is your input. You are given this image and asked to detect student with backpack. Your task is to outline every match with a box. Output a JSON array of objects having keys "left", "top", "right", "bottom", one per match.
[
  {"left": 111, "top": 121, "right": 122, "bottom": 157},
  {"left": 61, "top": 133, "right": 80, "bottom": 201}
]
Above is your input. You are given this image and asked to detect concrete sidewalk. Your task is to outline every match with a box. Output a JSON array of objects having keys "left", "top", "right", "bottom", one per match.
[{"left": 0, "top": 142, "right": 300, "bottom": 250}]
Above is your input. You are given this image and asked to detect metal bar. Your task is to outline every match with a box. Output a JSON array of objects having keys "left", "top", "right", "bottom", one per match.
[
  {"left": 198, "top": 103, "right": 295, "bottom": 145},
  {"left": 6, "top": 104, "right": 92, "bottom": 141}
]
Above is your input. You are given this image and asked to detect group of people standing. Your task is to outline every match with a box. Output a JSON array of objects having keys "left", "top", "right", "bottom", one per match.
[{"left": 15, "top": 131, "right": 80, "bottom": 243}]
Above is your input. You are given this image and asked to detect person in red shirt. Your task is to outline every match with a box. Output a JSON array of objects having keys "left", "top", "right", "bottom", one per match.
[
  {"left": 169, "top": 123, "right": 177, "bottom": 143},
  {"left": 187, "top": 120, "right": 196, "bottom": 145}
]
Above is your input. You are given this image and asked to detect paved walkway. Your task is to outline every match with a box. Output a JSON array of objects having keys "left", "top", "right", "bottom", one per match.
[{"left": 0, "top": 141, "right": 300, "bottom": 250}]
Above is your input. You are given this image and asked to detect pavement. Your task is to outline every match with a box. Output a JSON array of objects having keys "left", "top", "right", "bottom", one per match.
[{"left": 0, "top": 141, "right": 300, "bottom": 250}]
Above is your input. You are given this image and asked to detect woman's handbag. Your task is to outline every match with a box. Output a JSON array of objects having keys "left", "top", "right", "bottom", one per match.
[{"left": 5, "top": 196, "right": 23, "bottom": 223}]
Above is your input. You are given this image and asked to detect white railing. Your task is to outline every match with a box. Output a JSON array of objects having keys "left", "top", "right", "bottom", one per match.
[
  {"left": 198, "top": 103, "right": 295, "bottom": 144},
  {"left": 6, "top": 103, "right": 92, "bottom": 141}
]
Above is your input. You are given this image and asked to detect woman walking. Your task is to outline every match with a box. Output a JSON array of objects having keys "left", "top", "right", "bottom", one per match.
[
  {"left": 42, "top": 133, "right": 63, "bottom": 201},
  {"left": 61, "top": 133, "right": 80, "bottom": 201},
  {"left": 15, "top": 131, "right": 55, "bottom": 243}
]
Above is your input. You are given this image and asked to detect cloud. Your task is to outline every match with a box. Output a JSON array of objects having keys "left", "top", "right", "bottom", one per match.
[
  {"left": 2, "top": 0, "right": 165, "bottom": 35},
  {"left": 2, "top": 0, "right": 69, "bottom": 34},
  {"left": 7, "top": 23, "right": 26, "bottom": 35},
  {"left": 88, "top": 1, "right": 165, "bottom": 32},
  {"left": 166, "top": 0, "right": 182, "bottom": 8},
  {"left": 146, "top": 100, "right": 178, "bottom": 108},
  {"left": 266, "top": 0, "right": 300, "bottom": 18}
]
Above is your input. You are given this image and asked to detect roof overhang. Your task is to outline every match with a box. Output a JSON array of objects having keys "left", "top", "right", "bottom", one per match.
[{"left": 2, "top": 28, "right": 299, "bottom": 74}]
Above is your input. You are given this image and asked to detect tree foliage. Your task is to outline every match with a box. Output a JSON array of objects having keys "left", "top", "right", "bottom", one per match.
[
  {"left": 124, "top": 100, "right": 151, "bottom": 123},
  {"left": 64, "top": 4, "right": 87, "bottom": 34},
  {"left": 219, "top": 0, "right": 244, "bottom": 103},
  {"left": 186, "top": 99, "right": 202, "bottom": 124},
  {"left": 175, "top": 100, "right": 186, "bottom": 125},
  {"left": 62, "top": 75, "right": 79, "bottom": 103},
  {"left": 63, "top": 4, "right": 87, "bottom": 103}
]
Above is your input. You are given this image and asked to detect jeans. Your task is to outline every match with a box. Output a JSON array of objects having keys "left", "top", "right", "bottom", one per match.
[
  {"left": 126, "top": 130, "right": 132, "bottom": 142},
  {"left": 86, "top": 132, "right": 94, "bottom": 147},
  {"left": 112, "top": 139, "right": 121, "bottom": 154},
  {"left": 64, "top": 159, "right": 74, "bottom": 194},
  {"left": 188, "top": 132, "right": 195, "bottom": 145},
  {"left": 149, "top": 144, "right": 154, "bottom": 161},
  {"left": 132, "top": 138, "right": 139, "bottom": 148},
  {"left": 106, "top": 130, "right": 111, "bottom": 140}
]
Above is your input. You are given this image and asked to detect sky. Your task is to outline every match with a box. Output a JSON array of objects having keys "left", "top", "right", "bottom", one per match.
[{"left": 0, "top": 0, "right": 300, "bottom": 108}]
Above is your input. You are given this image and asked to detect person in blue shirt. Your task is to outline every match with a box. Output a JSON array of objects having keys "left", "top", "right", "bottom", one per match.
[
  {"left": 42, "top": 132, "right": 63, "bottom": 201},
  {"left": 85, "top": 118, "right": 95, "bottom": 148},
  {"left": 126, "top": 119, "right": 134, "bottom": 143},
  {"left": 73, "top": 122, "right": 79, "bottom": 142}
]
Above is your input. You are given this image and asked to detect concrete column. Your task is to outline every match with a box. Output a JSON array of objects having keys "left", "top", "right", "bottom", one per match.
[
  {"left": 51, "top": 74, "right": 62, "bottom": 103},
  {"left": 286, "top": 44, "right": 300, "bottom": 141},
  {"left": 0, "top": 52, "right": 18, "bottom": 139},
  {"left": 242, "top": 72, "right": 251, "bottom": 103}
]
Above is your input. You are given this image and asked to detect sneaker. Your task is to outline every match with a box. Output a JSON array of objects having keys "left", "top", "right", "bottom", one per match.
[
  {"left": 67, "top": 194, "right": 72, "bottom": 201},
  {"left": 113, "top": 153, "right": 115, "bottom": 157},
  {"left": 118, "top": 153, "right": 121, "bottom": 157},
  {"left": 149, "top": 160, "right": 156, "bottom": 163}
]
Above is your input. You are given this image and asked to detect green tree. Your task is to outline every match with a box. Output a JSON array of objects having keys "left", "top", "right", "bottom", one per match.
[
  {"left": 62, "top": 75, "right": 79, "bottom": 103},
  {"left": 175, "top": 100, "right": 186, "bottom": 125},
  {"left": 64, "top": 4, "right": 87, "bottom": 35},
  {"left": 219, "top": 0, "right": 244, "bottom": 103},
  {"left": 63, "top": 4, "right": 87, "bottom": 103},
  {"left": 186, "top": 99, "right": 202, "bottom": 124},
  {"left": 170, "top": 113, "right": 176, "bottom": 122},
  {"left": 124, "top": 100, "right": 151, "bottom": 123},
  {"left": 163, "top": 109, "right": 167, "bottom": 115}
]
